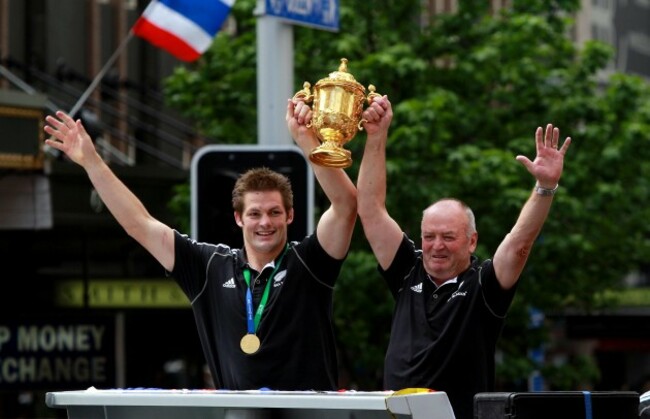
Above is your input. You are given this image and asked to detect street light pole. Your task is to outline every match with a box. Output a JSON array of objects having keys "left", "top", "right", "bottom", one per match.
[{"left": 255, "top": 1, "right": 294, "bottom": 146}]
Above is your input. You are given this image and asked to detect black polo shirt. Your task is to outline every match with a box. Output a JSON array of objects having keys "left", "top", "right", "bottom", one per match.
[
  {"left": 171, "top": 230, "right": 342, "bottom": 390},
  {"left": 381, "top": 234, "right": 517, "bottom": 419}
]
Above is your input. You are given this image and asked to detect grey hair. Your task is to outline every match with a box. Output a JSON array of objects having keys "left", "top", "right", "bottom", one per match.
[{"left": 423, "top": 198, "right": 476, "bottom": 238}]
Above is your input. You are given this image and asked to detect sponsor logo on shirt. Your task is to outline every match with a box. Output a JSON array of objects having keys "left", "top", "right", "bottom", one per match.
[
  {"left": 410, "top": 283, "right": 423, "bottom": 293},
  {"left": 448, "top": 290, "right": 467, "bottom": 302},
  {"left": 446, "top": 280, "right": 467, "bottom": 302},
  {"left": 273, "top": 270, "right": 287, "bottom": 288},
  {"left": 222, "top": 277, "right": 236, "bottom": 288}
]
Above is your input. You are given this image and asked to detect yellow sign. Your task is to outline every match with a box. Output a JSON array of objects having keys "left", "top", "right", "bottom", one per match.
[{"left": 55, "top": 279, "right": 190, "bottom": 308}]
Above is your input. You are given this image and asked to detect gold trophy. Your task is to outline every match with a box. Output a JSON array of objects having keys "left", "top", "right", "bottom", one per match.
[{"left": 293, "top": 58, "right": 380, "bottom": 168}]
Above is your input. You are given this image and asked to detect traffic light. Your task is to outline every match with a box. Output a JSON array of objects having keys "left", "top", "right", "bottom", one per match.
[{"left": 190, "top": 145, "right": 314, "bottom": 248}]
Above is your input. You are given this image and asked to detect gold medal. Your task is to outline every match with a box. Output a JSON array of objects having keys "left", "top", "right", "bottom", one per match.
[{"left": 240, "top": 334, "right": 261, "bottom": 354}]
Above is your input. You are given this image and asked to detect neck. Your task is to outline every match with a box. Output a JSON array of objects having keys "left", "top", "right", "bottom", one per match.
[
  {"left": 245, "top": 243, "right": 287, "bottom": 272},
  {"left": 429, "top": 275, "right": 456, "bottom": 288}
]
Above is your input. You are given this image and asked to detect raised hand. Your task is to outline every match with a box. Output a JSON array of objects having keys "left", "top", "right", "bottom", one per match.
[
  {"left": 515, "top": 123, "right": 571, "bottom": 189},
  {"left": 361, "top": 95, "right": 392, "bottom": 137},
  {"left": 286, "top": 99, "right": 318, "bottom": 149},
  {"left": 44, "top": 111, "right": 99, "bottom": 167}
]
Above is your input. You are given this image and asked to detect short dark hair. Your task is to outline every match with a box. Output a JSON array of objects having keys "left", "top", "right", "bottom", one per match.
[{"left": 232, "top": 167, "right": 294, "bottom": 214}]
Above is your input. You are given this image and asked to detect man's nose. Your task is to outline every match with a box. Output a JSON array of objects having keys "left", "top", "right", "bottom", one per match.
[{"left": 432, "top": 238, "right": 445, "bottom": 249}]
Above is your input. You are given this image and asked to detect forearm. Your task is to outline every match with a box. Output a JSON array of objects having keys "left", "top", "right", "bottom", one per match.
[
  {"left": 44, "top": 112, "right": 174, "bottom": 270},
  {"left": 495, "top": 123, "right": 570, "bottom": 289},
  {"left": 85, "top": 158, "right": 153, "bottom": 236},
  {"left": 514, "top": 189, "right": 554, "bottom": 237},
  {"left": 84, "top": 155, "right": 175, "bottom": 271},
  {"left": 493, "top": 188, "right": 555, "bottom": 288},
  {"left": 294, "top": 128, "right": 357, "bottom": 216},
  {"left": 311, "top": 161, "right": 357, "bottom": 259},
  {"left": 312, "top": 165, "right": 357, "bottom": 214},
  {"left": 358, "top": 132, "right": 389, "bottom": 218},
  {"left": 357, "top": 132, "right": 404, "bottom": 269}
]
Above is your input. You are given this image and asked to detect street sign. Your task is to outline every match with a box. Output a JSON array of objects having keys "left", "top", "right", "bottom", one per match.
[{"left": 263, "top": 0, "right": 339, "bottom": 32}]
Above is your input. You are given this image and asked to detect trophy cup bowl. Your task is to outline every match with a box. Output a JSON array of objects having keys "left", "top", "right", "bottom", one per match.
[{"left": 293, "top": 58, "right": 380, "bottom": 168}]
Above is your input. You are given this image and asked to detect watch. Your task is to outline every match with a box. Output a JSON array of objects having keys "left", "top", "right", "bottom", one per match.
[{"left": 535, "top": 183, "right": 559, "bottom": 196}]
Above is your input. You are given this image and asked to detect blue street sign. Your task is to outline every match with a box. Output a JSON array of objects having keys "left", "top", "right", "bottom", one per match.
[{"left": 263, "top": 0, "right": 339, "bottom": 32}]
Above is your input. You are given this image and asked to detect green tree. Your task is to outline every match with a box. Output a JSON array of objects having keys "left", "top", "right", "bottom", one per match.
[{"left": 165, "top": 0, "right": 650, "bottom": 390}]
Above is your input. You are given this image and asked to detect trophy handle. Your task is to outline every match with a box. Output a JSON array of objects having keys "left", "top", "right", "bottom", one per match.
[
  {"left": 358, "top": 84, "right": 382, "bottom": 131},
  {"left": 292, "top": 81, "right": 315, "bottom": 128},
  {"left": 366, "top": 84, "right": 381, "bottom": 104},
  {"left": 293, "top": 81, "right": 314, "bottom": 103}
]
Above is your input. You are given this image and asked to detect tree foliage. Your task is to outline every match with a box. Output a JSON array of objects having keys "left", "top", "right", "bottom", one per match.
[{"left": 165, "top": 0, "right": 650, "bottom": 390}]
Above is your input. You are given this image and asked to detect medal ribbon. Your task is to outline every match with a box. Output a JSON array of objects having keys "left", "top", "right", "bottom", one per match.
[{"left": 242, "top": 245, "right": 288, "bottom": 334}]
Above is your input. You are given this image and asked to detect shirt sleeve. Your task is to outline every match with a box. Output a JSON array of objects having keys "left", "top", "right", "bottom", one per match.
[
  {"left": 479, "top": 259, "right": 518, "bottom": 318},
  {"left": 171, "top": 230, "right": 226, "bottom": 300},
  {"left": 378, "top": 233, "right": 419, "bottom": 298},
  {"left": 291, "top": 232, "right": 345, "bottom": 289}
]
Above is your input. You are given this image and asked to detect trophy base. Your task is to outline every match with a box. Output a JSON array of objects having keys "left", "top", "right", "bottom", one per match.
[{"left": 309, "top": 145, "right": 352, "bottom": 168}]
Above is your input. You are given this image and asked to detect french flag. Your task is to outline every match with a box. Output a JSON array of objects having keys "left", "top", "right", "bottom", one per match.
[{"left": 133, "top": 0, "right": 235, "bottom": 62}]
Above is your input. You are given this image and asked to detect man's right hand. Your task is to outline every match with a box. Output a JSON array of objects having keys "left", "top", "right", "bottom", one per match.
[
  {"left": 361, "top": 95, "right": 392, "bottom": 137},
  {"left": 44, "top": 111, "right": 100, "bottom": 168}
]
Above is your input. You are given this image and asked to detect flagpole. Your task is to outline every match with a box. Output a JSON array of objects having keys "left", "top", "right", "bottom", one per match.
[
  {"left": 68, "top": 29, "right": 136, "bottom": 118},
  {"left": 69, "top": 0, "right": 160, "bottom": 117}
]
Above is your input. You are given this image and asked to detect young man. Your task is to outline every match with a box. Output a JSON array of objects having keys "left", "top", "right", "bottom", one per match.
[
  {"left": 356, "top": 96, "right": 571, "bottom": 419},
  {"left": 43, "top": 98, "right": 357, "bottom": 390}
]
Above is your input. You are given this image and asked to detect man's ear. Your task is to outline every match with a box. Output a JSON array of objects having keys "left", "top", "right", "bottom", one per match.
[
  {"left": 469, "top": 232, "right": 478, "bottom": 253},
  {"left": 287, "top": 208, "right": 294, "bottom": 225},
  {"left": 234, "top": 211, "right": 243, "bottom": 227}
]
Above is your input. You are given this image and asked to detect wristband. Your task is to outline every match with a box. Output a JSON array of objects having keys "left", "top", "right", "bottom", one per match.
[{"left": 535, "top": 182, "right": 559, "bottom": 196}]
